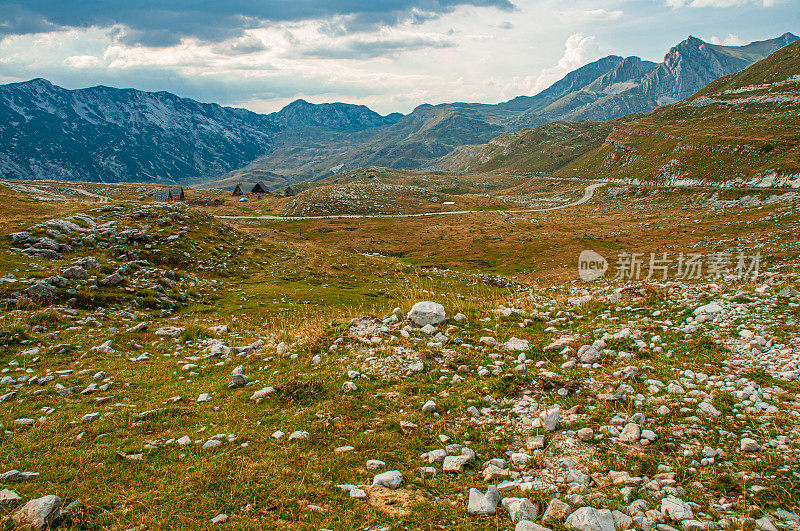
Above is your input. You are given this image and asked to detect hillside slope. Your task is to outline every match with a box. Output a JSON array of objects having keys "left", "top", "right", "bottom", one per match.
[
  {"left": 435, "top": 120, "right": 619, "bottom": 173},
  {"left": 581, "top": 38, "right": 800, "bottom": 187},
  {"left": 456, "top": 40, "right": 800, "bottom": 188}
]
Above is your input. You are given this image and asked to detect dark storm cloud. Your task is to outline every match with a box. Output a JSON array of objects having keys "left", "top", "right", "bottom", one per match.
[{"left": 0, "top": 1, "right": 516, "bottom": 46}]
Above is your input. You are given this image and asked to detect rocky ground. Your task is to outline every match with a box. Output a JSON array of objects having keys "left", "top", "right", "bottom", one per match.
[{"left": 0, "top": 184, "right": 799, "bottom": 530}]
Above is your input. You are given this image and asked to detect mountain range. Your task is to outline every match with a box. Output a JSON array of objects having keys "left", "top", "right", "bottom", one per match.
[
  {"left": 250, "top": 31, "right": 795, "bottom": 183},
  {"left": 0, "top": 32, "right": 796, "bottom": 186},
  {"left": 439, "top": 38, "right": 800, "bottom": 187},
  {"left": 0, "top": 80, "right": 399, "bottom": 183}
]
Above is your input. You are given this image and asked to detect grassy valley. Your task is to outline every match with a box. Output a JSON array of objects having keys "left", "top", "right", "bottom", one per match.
[{"left": 3, "top": 27, "right": 800, "bottom": 531}]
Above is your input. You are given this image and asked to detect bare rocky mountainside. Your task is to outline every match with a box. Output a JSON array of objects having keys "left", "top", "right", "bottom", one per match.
[
  {"left": 0, "top": 82, "right": 399, "bottom": 184},
  {"left": 0, "top": 33, "right": 795, "bottom": 187},
  {"left": 0, "top": 79, "right": 279, "bottom": 183}
]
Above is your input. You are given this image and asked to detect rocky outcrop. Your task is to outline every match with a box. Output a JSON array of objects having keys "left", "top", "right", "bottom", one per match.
[
  {"left": 269, "top": 99, "right": 401, "bottom": 131},
  {"left": 572, "top": 32, "right": 798, "bottom": 120}
]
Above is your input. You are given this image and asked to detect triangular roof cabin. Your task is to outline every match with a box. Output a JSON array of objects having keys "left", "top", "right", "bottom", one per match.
[
  {"left": 153, "top": 187, "right": 184, "bottom": 202},
  {"left": 250, "top": 182, "right": 269, "bottom": 195},
  {"left": 168, "top": 187, "right": 185, "bottom": 201},
  {"left": 232, "top": 184, "right": 244, "bottom": 196},
  {"left": 153, "top": 190, "right": 170, "bottom": 202}
]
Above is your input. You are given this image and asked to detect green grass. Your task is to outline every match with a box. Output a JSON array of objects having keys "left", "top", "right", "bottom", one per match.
[{"left": 2, "top": 173, "right": 800, "bottom": 529}]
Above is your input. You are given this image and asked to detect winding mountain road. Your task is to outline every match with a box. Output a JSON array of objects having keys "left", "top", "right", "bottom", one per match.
[{"left": 218, "top": 182, "right": 607, "bottom": 221}]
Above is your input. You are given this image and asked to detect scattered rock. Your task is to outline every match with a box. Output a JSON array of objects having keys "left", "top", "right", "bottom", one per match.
[
  {"left": 400, "top": 421, "right": 419, "bottom": 435},
  {"left": 0, "top": 489, "right": 22, "bottom": 506},
  {"left": 565, "top": 507, "right": 615, "bottom": 531},
  {"left": 12, "top": 495, "right": 61, "bottom": 531},
  {"left": 504, "top": 337, "right": 530, "bottom": 352},
  {"left": 516, "top": 522, "right": 553, "bottom": 531},
  {"left": 741, "top": 438, "right": 759, "bottom": 452},
  {"left": 540, "top": 407, "right": 560, "bottom": 432},
  {"left": 542, "top": 499, "right": 572, "bottom": 524},
  {"left": 81, "top": 412, "right": 100, "bottom": 423},
  {"left": 229, "top": 365, "right": 248, "bottom": 388},
  {"left": 661, "top": 496, "right": 694, "bottom": 522},
  {"left": 468, "top": 485, "right": 499, "bottom": 516},
  {"left": 619, "top": 423, "right": 641, "bottom": 444},
  {"left": 366, "top": 460, "right": 386, "bottom": 471},
  {"left": 26, "top": 282, "right": 57, "bottom": 303},
  {"left": 372, "top": 470, "right": 403, "bottom": 490},
  {"left": 407, "top": 301, "right": 446, "bottom": 326},
  {"left": 502, "top": 497, "right": 539, "bottom": 523}
]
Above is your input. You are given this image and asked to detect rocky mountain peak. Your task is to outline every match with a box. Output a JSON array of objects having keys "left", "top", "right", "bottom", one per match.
[{"left": 269, "top": 99, "right": 401, "bottom": 131}]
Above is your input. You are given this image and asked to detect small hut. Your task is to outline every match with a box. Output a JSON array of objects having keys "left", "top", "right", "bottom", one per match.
[
  {"left": 168, "top": 187, "right": 185, "bottom": 201},
  {"left": 250, "top": 182, "right": 269, "bottom": 195},
  {"left": 232, "top": 184, "right": 244, "bottom": 196},
  {"left": 284, "top": 186, "right": 295, "bottom": 197},
  {"left": 153, "top": 190, "right": 170, "bottom": 202},
  {"left": 153, "top": 187, "right": 185, "bottom": 203}
]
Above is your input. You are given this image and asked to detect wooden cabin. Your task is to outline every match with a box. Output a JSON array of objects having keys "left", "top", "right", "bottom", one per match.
[
  {"left": 153, "top": 187, "right": 185, "bottom": 202},
  {"left": 250, "top": 182, "right": 269, "bottom": 195}
]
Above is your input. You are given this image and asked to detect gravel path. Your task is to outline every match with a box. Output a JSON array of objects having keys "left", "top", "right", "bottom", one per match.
[{"left": 217, "top": 183, "right": 607, "bottom": 221}]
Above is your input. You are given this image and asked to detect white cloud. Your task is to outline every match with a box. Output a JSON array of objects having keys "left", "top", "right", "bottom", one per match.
[
  {"left": 528, "top": 33, "right": 599, "bottom": 94},
  {"left": 0, "top": 0, "right": 792, "bottom": 116},
  {"left": 554, "top": 9, "right": 623, "bottom": 21},
  {"left": 64, "top": 55, "right": 102, "bottom": 68},
  {"left": 667, "top": 0, "right": 783, "bottom": 7},
  {"left": 708, "top": 33, "right": 744, "bottom": 45}
]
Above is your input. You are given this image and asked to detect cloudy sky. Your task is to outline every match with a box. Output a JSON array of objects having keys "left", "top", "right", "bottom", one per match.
[{"left": 0, "top": 0, "right": 797, "bottom": 114}]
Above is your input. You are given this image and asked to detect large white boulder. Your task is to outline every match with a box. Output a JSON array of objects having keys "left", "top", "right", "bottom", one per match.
[
  {"left": 565, "top": 507, "right": 615, "bottom": 531},
  {"left": 468, "top": 486, "right": 499, "bottom": 516},
  {"left": 12, "top": 495, "right": 61, "bottom": 531},
  {"left": 407, "top": 301, "right": 446, "bottom": 326},
  {"left": 694, "top": 303, "right": 723, "bottom": 316},
  {"left": 372, "top": 470, "right": 403, "bottom": 489}
]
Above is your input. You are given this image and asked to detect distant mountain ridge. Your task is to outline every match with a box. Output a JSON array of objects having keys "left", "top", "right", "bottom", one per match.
[
  {"left": 268, "top": 99, "right": 401, "bottom": 131},
  {"left": 0, "top": 80, "right": 399, "bottom": 183},
  {"left": 229, "top": 32, "right": 797, "bottom": 183},
  {"left": 0, "top": 32, "right": 796, "bottom": 185},
  {"left": 566, "top": 32, "right": 799, "bottom": 121},
  {"left": 501, "top": 55, "right": 632, "bottom": 111},
  {"left": 440, "top": 38, "right": 800, "bottom": 187}
]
